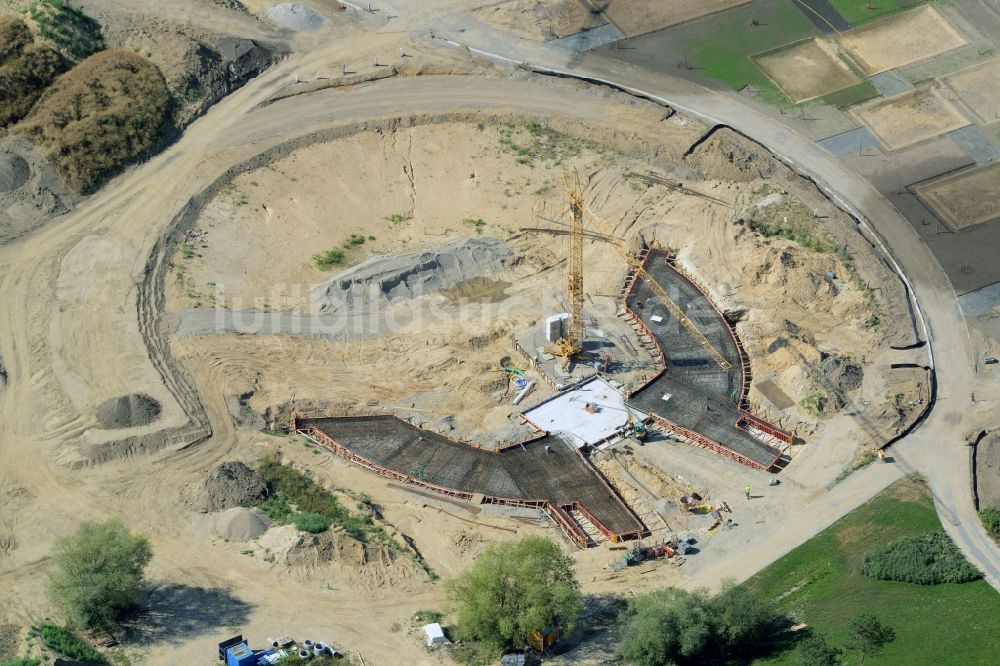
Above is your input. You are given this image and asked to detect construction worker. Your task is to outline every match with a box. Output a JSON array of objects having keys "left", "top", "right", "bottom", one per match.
[{"left": 744, "top": 483, "right": 751, "bottom": 500}]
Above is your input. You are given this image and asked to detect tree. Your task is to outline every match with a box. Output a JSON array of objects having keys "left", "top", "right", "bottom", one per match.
[
  {"left": 709, "top": 583, "right": 778, "bottom": 656},
  {"left": 616, "top": 585, "right": 781, "bottom": 665},
  {"left": 798, "top": 633, "right": 842, "bottom": 666},
  {"left": 48, "top": 519, "right": 152, "bottom": 631},
  {"left": 847, "top": 612, "right": 895, "bottom": 666},
  {"left": 447, "top": 537, "right": 581, "bottom": 658},
  {"left": 616, "top": 588, "right": 713, "bottom": 666}
]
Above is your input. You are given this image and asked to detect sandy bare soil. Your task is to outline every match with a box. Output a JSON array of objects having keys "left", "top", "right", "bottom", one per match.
[
  {"left": 945, "top": 57, "right": 1000, "bottom": 124},
  {"left": 755, "top": 38, "right": 862, "bottom": 104},
  {"left": 916, "top": 161, "right": 1000, "bottom": 231},
  {"left": 472, "top": 0, "right": 603, "bottom": 41},
  {"left": 852, "top": 86, "right": 969, "bottom": 151},
  {"left": 838, "top": 5, "right": 969, "bottom": 75},
  {"left": 604, "top": 0, "right": 752, "bottom": 38},
  {"left": 0, "top": 5, "right": 937, "bottom": 665}
]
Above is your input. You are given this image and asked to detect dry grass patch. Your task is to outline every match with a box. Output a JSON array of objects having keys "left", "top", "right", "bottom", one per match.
[
  {"left": 754, "top": 37, "right": 862, "bottom": 104},
  {"left": 605, "top": 0, "right": 753, "bottom": 38},
  {"left": 837, "top": 4, "right": 968, "bottom": 75},
  {"left": 944, "top": 58, "right": 1000, "bottom": 124},
  {"left": 851, "top": 86, "right": 968, "bottom": 151},
  {"left": 915, "top": 162, "right": 1000, "bottom": 231},
  {"left": 13, "top": 49, "right": 169, "bottom": 193}
]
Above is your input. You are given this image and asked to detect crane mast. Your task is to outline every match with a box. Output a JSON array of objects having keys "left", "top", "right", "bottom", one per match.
[{"left": 555, "top": 171, "right": 586, "bottom": 359}]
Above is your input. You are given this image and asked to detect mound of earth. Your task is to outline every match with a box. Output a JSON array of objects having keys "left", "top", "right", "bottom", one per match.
[
  {"left": 0, "top": 139, "right": 74, "bottom": 244},
  {"left": 213, "top": 506, "right": 271, "bottom": 540},
  {"left": 685, "top": 127, "right": 781, "bottom": 182},
  {"left": 0, "top": 154, "right": 29, "bottom": 193},
  {"left": 265, "top": 3, "right": 326, "bottom": 31},
  {"left": 822, "top": 354, "right": 864, "bottom": 393},
  {"left": 976, "top": 430, "right": 1000, "bottom": 512},
  {"left": 312, "top": 237, "right": 513, "bottom": 312},
  {"left": 201, "top": 461, "right": 268, "bottom": 511},
  {"left": 94, "top": 393, "right": 162, "bottom": 429}
]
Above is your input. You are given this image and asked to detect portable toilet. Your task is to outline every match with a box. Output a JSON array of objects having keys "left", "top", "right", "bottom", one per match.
[
  {"left": 226, "top": 641, "right": 256, "bottom": 666},
  {"left": 527, "top": 625, "right": 560, "bottom": 651}
]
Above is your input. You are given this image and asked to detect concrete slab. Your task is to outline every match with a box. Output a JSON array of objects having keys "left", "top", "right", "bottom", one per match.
[
  {"left": 869, "top": 70, "right": 913, "bottom": 97},
  {"left": 522, "top": 377, "right": 645, "bottom": 446},
  {"left": 817, "top": 125, "right": 880, "bottom": 155},
  {"left": 948, "top": 125, "right": 1000, "bottom": 165}
]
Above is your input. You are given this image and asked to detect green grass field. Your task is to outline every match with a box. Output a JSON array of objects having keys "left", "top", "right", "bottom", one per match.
[
  {"left": 744, "top": 476, "right": 1000, "bottom": 665},
  {"left": 828, "top": 0, "right": 926, "bottom": 26},
  {"left": 679, "top": 0, "right": 820, "bottom": 106}
]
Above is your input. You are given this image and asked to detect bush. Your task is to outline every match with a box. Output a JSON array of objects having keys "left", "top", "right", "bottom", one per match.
[
  {"left": 414, "top": 609, "right": 442, "bottom": 624},
  {"left": 448, "top": 537, "right": 582, "bottom": 661},
  {"left": 26, "top": 1, "right": 104, "bottom": 62},
  {"left": 36, "top": 624, "right": 105, "bottom": 663},
  {"left": 293, "top": 512, "right": 332, "bottom": 534},
  {"left": 798, "top": 633, "right": 842, "bottom": 665},
  {"left": 980, "top": 507, "right": 1000, "bottom": 536},
  {"left": 861, "top": 531, "right": 981, "bottom": 585},
  {"left": 616, "top": 584, "right": 781, "bottom": 665},
  {"left": 47, "top": 519, "right": 152, "bottom": 631},
  {"left": 0, "top": 17, "right": 66, "bottom": 128},
  {"left": 2, "top": 660, "right": 42, "bottom": 666},
  {"left": 13, "top": 49, "right": 169, "bottom": 193},
  {"left": 313, "top": 249, "right": 344, "bottom": 269}
]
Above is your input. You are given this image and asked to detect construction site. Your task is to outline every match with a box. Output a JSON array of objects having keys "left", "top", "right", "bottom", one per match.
[{"left": 4, "top": 1, "right": 999, "bottom": 665}]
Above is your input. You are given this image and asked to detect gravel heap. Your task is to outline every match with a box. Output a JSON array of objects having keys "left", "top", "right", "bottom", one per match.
[
  {"left": 94, "top": 393, "right": 161, "bottom": 429},
  {"left": 264, "top": 3, "right": 326, "bottom": 31},
  {"left": 202, "top": 461, "right": 268, "bottom": 512},
  {"left": 0, "top": 153, "right": 29, "bottom": 193},
  {"left": 214, "top": 507, "right": 271, "bottom": 541},
  {"left": 312, "top": 237, "right": 513, "bottom": 312}
]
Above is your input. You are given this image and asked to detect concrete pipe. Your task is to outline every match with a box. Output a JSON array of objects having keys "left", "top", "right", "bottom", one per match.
[
  {"left": 297, "top": 649, "right": 312, "bottom": 659},
  {"left": 304, "top": 640, "right": 314, "bottom": 649}
]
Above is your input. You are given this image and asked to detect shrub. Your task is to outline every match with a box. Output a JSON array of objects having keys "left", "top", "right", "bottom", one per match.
[
  {"left": 26, "top": 1, "right": 104, "bottom": 62},
  {"left": 980, "top": 507, "right": 1000, "bottom": 536},
  {"left": 0, "top": 17, "right": 66, "bottom": 128},
  {"left": 2, "top": 660, "right": 42, "bottom": 666},
  {"left": 313, "top": 249, "right": 344, "bottom": 269},
  {"left": 798, "top": 633, "right": 842, "bottom": 665},
  {"left": 13, "top": 49, "right": 169, "bottom": 193},
  {"left": 47, "top": 519, "right": 152, "bottom": 631},
  {"left": 414, "top": 609, "right": 442, "bottom": 624},
  {"left": 861, "top": 531, "right": 981, "bottom": 585},
  {"left": 616, "top": 585, "right": 780, "bottom": 665},
  {"left": 293, "top": 512, "right": 332, "bottom": 534},
  {"left": 36, "top": 624, "right": 105, "bottom": 663}
]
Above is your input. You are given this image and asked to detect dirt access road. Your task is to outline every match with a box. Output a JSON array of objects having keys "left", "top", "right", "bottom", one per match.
[{"left": 414, "top": 9, "right": 1000, "bottom": 589}]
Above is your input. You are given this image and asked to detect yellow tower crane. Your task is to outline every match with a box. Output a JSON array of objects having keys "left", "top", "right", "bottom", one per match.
[
  {"left": 551, "top": 171, "right": 731, "bottom": 370},
  {"left": 552, "top": 171, "right": 586, "bottom": 358}
]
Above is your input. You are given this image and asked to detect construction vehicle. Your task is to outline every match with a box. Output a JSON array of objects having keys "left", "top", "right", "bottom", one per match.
[{"left": 612, "top": 541, "right": 677, "bottom": 571}]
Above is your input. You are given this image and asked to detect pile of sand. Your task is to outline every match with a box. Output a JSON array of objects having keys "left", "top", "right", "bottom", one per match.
[
  {"left": 94, "top": 393, "right": 161, "bottom": 429},
  {"left": 264, "top": 3, "right": 326, "bottom": 31},
  {"left": 214, "top": 506, "right": 271, "bottom": 541},
  {"left": 0, "top": 154, "right": 29, "bottom": 192},
  {"left": 312, "top": 237, "right": 513, "bottom": 312},
  {"left": 201, "top": 461, "right": 268, "bottom": 511}
]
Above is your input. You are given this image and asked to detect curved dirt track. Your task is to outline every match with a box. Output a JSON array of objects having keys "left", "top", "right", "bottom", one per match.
[{"left": 0, "top": 69, "right": 690, "bottom": 664}]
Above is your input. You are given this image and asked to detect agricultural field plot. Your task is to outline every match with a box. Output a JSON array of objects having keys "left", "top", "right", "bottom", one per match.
[
  {"left": 754, "top": 37, "right": 862, "bottom": 103},
  {"left": 602, "top": 0, "right": 753, "bottom": 38},
  {"left": 915, "top": 162, "right": 1000, "bottom": 232},
  {"left": 851, "top": 86, "right": 968, "bottom": 151},
  {"left": 944, "top": 58, "right": 1000, "bottom": 124},
  {"left": 472, "top": 0, "right": 604, "bottom": 41},
  {"left": 837, "top": 4, "right": 968, "bottom": 75}
]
